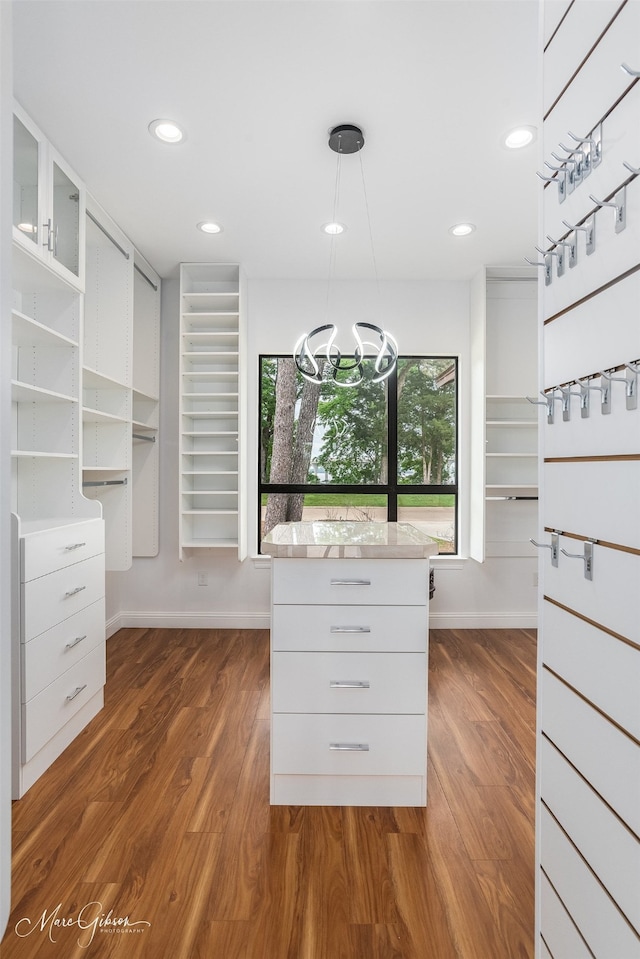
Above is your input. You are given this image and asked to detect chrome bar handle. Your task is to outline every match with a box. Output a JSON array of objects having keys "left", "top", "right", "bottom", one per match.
[
  {"left": 329, "top": 742, "right": 370, "bottom": 751},
  {"left": 64, "top": 585, "right": 87, "bottom": 598},
  {"left": 330, "top": 579, "right": 371, "bottom": 586},
  {"left": 65, "top": 635, "right": 87, "bottom": 650},
  {"left": 42, "top": 218, "right": 54, "bottom": 251},
  {"left": 329, "top": 680, "right": 371, "bottom": 689},
  {"left": 330, "top": 626, "right": 371, "bottom": 634},
  {"left": 64, "top": 542, "right": 87, "bottom": 551},
  {"left": 66, "top": 684, "right": 88, "bottom": 702}
]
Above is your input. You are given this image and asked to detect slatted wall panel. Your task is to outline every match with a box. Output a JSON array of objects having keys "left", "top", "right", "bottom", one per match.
[{"left": 536, "top": 2, "right": 640, "bottom": 957}]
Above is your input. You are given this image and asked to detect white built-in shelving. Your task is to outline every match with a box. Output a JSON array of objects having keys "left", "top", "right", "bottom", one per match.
[{"left": 179, "top": 263, "right": 246, "bottom": 559}]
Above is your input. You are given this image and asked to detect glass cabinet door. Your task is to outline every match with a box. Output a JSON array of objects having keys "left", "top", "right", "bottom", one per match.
[
  {"left": 51, "top": 160, "right": 80, "bottom": 278},
  {"left": 13, "top": 115, "right": 40, "bottom": 248}
]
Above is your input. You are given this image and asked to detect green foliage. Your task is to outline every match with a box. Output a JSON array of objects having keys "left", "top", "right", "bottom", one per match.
[{"left": 396, "top": 358, "right": 456, "bottom": 485}]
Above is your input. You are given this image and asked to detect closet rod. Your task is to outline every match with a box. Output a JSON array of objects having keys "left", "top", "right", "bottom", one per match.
[
  {"left": 83, "top": 477, "right": 128, "bottom": 488},
  {"left": 134, "top": 262, "right": 158, "bottom": 291},
  {"left": 132, "top": 432, "right": 156, "bottom": 442},
  {"left": 86, "top": 210, "right": 130, "bottom": 260}
]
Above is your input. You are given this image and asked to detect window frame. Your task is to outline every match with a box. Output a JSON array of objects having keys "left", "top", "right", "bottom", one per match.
[{"left": 258, "top": 353, "right": 459, "bottom": 553}]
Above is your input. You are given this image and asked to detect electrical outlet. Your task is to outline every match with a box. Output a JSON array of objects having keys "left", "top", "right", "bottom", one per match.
[{"left": 197, "top": 572, "right": 208, "bottom": 586}]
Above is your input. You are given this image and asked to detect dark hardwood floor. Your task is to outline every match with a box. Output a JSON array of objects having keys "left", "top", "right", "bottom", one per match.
[{"left": 1, "top": 625, "right": 536, "bottom": 958}]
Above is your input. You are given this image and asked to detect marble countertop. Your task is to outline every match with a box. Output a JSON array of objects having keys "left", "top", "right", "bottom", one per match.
[{"left": 261, "top": 521, "right": 438, "bottom": 559}]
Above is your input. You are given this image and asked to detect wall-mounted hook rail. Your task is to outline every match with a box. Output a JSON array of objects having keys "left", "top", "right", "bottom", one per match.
[
  {"left": 589, "top": 186, "right": 626, "bottom": 233},
  {"left": 132, "top": 432, "right": 156, "bottom": 442},
  {"left": 623, "top": 160, "right": 640, "bottom": 176},
  {"left": 562, "top": 217, "right": 595, "bottom": 255},
  {"left": 560, "top": 540, "right": 595, "bottom": 581},
  {"left": 83, "top": 478, "right": 128, "bottom": 488},
  {"left": 547, "top": 233, "right": 577, "bottom": 268},
  {"left": 537, "top": 169, "right": 566, "bottom": 202},
  {"left": 530, "top": 530, "right": 560, "bottom": 567},
  {"left": 536, "top": 244, "right": 564, "bottom": 278},
  {"left": 621, "top": 63, "right": 640, "bottom": 78},
  {"left": 524, "top": 255, "right": 552, "bottom": 286}
]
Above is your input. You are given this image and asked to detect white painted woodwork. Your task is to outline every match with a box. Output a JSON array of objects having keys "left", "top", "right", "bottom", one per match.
[
  {"left": 539, "top": 871, "right": 602, "bottom": 959},
  {"left": 539, "top": 806, "right": 640, "bottom": 959},
  {"left": 22, "top": 553, "right": 105, "bottom": 643},
  {"left": 22, "top": 599, "right": 105, "bottom": 701},
  {"left": 540, "top": 737, "right": 640, "bottom": 932},
  {"left": 542, "top": 599, "right": 640, "bottom": 738},
  {"left": 270, "top": 556, "right": 429, "bottom": 806}
]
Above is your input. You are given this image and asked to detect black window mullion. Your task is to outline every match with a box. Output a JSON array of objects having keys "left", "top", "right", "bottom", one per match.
[{"left": 387, "top": 367, "right": 398, "bottom": 522}]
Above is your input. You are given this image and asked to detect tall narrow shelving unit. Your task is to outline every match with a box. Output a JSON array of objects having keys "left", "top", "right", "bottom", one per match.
[{"left": 179, "top": 263, "right": 246, "bottom": 559}]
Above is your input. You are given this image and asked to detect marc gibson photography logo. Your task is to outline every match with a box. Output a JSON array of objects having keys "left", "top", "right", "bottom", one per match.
[{"left": 15, "top": 900, "right": 151, "bottom": 948}]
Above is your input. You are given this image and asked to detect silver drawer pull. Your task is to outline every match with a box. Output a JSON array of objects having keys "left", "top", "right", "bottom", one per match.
[
  {"left": 64, "top": 585, "right": 87, "bottom": 598},
  {"left": 329, "top": 579, "right": 371, "bottom": 586},
  {"left": 64, "top": 542, "right": 86, "bottom": 551},
  {"left": 330, "top": 626, "right": 371, "bottom": 634},
  {"left": 66, "top": 684, "right": 87, "bottom": 702},
  {"left": 330, "top": 680, "right": 370, "bottom": 689},
  {"left": 329, "top": 742, "right": 370, "bottom": 751},
  {"left": 65, "top": 635, "right": 87, "bottom": 650}
]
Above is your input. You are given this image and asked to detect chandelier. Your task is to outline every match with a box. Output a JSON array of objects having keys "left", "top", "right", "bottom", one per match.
[{"left": 293, "top": 124, "right": 398, "bottom": 387}]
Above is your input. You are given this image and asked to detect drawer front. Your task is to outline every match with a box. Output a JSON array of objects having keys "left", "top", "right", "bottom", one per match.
[
  {"left": 23, "top": 598, "right": 105, "bottom": 702},
  {"left": 22, "top": 644, "right": 106, "bottom": 762},
  {"left": 272, "top": 558, "right": 429, "bottom": 607},
  {"left": 22, "top": 553, "right": 105, "bottom": 642},
  {"left": 272, "top": 713, "right": 426, "bottom": 777},
  {"left": 272, "top": 604, "right": 427, "bottom": 652},
  {"left": 21, "top": 518, "right": 104, "bottom": 582},
  {"left": 272, "top": 651, "right": 426, "bottom": 714}
]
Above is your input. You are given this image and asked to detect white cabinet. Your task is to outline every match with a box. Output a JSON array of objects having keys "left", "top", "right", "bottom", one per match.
[
  {"left": 179, "top": 263, "right": 246, "bottom": 558},
  {"left": 13, "top": 105, "right": 84, "bottom": 290},
  {"left": 270, "top": 557, "right": 429, "bottom": 806}
]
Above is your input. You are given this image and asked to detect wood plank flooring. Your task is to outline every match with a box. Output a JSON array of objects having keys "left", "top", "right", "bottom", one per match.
[{"left": 1, "top": 626, "right": 536, "bottom": 958}]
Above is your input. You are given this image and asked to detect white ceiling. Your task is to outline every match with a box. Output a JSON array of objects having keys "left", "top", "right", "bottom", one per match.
[{"left": 12, "top": 0, "right": 540, "bottom": 282}]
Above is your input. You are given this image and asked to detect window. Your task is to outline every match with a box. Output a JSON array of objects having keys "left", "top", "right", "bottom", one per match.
[{"left": 259, "top": 355, "right": 458, "bottom": 553}]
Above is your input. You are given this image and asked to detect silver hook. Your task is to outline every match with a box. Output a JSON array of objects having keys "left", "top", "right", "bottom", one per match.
[
  {"left": 560, "top": 540, "right": 595, "bottom": 581},
  {"left": 623, "top": 160, "right": 640, "bottom": 175},
  {"left": 524, "top": 256, "right": 552, "bottom": 286},
  {"left": 547, "top": 233, "right": 577, "bottom": 268},
  {"left": 621, "top": 63, "right": 640, "bottom": 78},
  {"left": 536, "top": 245, "right": 564, "bottom": 277},
  {"left": 562, "top": 217, "right": 595, "bottom": 255},
  {"left": 526, "top": 389, "right": 560, "bottom": 424},
  {"left": 537, "top": 168, "right": 566, "bottom": 201},
  {"left": 589, "top": 186, "right": 626, "bottom": 233},
  {"left": 580, "top": 378, "right": 609, "bottom": 414},
  {"left": 568, "top": 127, "right": 602, "bottom": 167}
]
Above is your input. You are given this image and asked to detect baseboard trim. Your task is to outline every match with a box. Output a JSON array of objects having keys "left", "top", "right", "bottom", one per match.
[
  {"left": 106, "top": 609, "right": 536, "bottom": 635},
  {"left": 108, "top": 611, "right": 271, "bottom": 634},
  {"left": 429, "top": 611, "right": 537, "bottom": 629}
]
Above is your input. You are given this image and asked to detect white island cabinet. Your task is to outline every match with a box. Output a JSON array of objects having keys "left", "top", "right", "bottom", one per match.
[{"left": 262, "top": 522, "right": 437, "bottom": 807}]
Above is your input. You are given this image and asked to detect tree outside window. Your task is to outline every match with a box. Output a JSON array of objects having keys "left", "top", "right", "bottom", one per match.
[{"left": 259, "top": 355, "right": 457, "bottom": 553}]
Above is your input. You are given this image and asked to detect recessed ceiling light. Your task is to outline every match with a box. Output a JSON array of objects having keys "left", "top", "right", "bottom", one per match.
[
  {"left": 449, "top": 223, "right": 476, "bottom": 237},
  {"left": 148, "top": 119, "right": 185, "bottom": 144},
  {"left": 197, "top": 221, "right": 223, "bottom": 234},
  {"left": 504, "top": 126, "right": 536, "bottom": 149},
  {"left": 322, "top": 222, "right": 346, "bottom": 235}
]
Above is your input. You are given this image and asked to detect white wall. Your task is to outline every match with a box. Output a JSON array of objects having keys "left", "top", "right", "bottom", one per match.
[
  {"left": 1, "top": 0, "right": 12, "bottom": 938},
  {"left": 109, "top": 274, "right": 537, "bottom": 631}
]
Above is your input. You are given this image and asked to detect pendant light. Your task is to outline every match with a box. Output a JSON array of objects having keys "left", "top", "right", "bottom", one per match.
[{"left": 293, "top": 124, "right": 398, "bottom": 387}]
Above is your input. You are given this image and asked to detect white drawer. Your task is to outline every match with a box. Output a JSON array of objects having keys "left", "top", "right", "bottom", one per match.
[
  {"left": 272, "top": 713, "right": 426, "bottom": 777},
  {"left": 21, "top": 518, "right": 104, "bottom": 582},
  {"left": 23, "top": 598, "right": 105, "bottom": 702},
  {"left": 541, "top": 737, "right": 640, "bottom": 932},
  {"left": 272, "top": 651, "right": 426, "bottom": 714},
  {"left": 272, "top": 603, "right": 427, "bottom": 652},
  {"left": 540, "top": 805, "right": 640, "bottom": 959},
  {"left": 272, "top": 558, "right": 428, "bottom": 606},
  {"left": 22, "top": 553, "right": 105, "bottom": 642},
  {"left": 541, "top": 669, "right": 640, "bottom": 835},
  {"left": 22, "top": 643, "right": 106, "bottom": 762}
]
